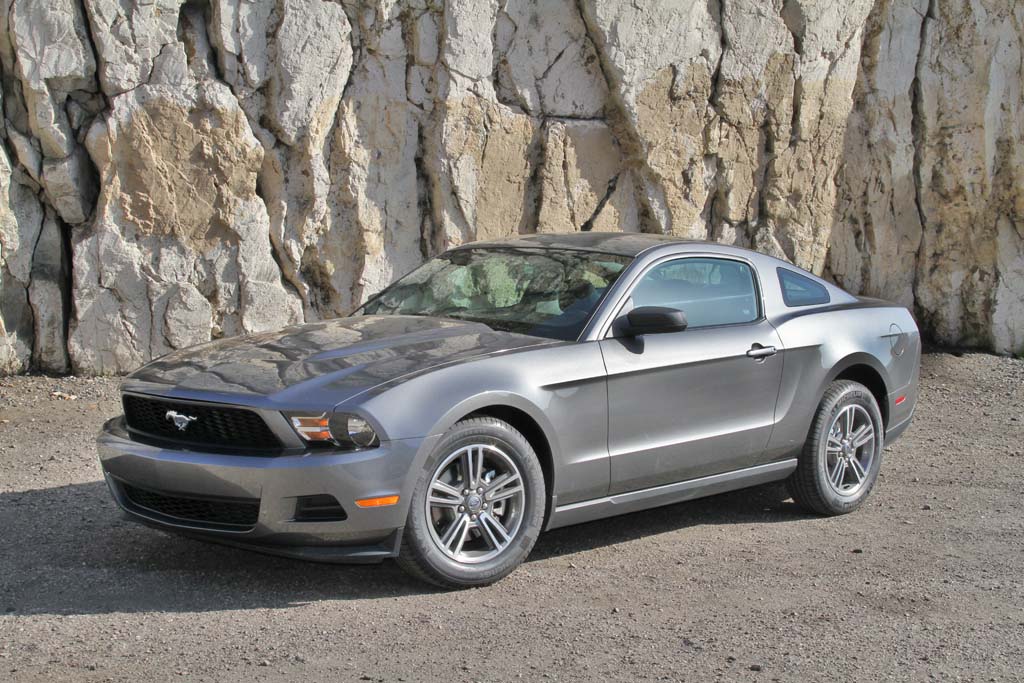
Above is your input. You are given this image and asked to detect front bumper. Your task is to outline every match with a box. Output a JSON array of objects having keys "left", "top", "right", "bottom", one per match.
[{"left": 98, "top": 416, "right": 432, "bottom": 563}]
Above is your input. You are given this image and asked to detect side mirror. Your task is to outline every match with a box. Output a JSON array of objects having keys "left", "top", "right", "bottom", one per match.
[{"left": 620, "top": 306, "right": 688, "bottom": 336}]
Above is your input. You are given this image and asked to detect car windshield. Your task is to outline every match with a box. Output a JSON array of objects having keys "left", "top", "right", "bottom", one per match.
[{"left": 359, "top": 247, "right": 633, "bottom": 340}]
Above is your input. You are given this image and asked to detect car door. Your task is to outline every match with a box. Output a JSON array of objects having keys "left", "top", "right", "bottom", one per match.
[{"left": 599, "top": 255, "right": 784, "bottom": 494}]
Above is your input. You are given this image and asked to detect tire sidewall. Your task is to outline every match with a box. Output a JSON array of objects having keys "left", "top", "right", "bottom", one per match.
[
  {"left": 403, "top": 419, "right": 545, "bottom": 585},
  {"left": 813, "top": 384, "right": 884, "bottom": 513}
]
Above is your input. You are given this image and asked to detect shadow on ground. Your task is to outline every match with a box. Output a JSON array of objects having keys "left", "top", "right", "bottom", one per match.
[{"left": 0, "top": 479, "right": 806, "bottom": 616}]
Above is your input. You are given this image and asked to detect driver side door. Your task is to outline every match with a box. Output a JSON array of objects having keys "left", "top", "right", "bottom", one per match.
[{"left": 599, "top": 256, "right": 784, "bottom": 494}]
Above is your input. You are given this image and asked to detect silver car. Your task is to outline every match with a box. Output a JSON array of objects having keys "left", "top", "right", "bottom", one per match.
[{"left": 98, "top": 233, "right": 920, "bottom": 587}]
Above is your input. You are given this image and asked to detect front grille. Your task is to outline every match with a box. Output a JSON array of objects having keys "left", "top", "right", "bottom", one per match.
[
  {"left": 121, "top": 482, "right": 260, "bottom": 529},
  {"left": 122, "top": 394, "right": 281, "bottom": 450}
]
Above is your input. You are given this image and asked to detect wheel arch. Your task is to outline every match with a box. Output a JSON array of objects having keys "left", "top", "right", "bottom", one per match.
[
  {"left": 431, "top": 393, "right": 560, "bottom": 528},
  {"left": 826, "top": 354, "right": 890, "bottom": 428}
]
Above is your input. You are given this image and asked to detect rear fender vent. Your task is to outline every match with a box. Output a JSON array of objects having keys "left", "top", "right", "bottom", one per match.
[{"left": 293, "top": 494, "right": 347, "bottom": 522}]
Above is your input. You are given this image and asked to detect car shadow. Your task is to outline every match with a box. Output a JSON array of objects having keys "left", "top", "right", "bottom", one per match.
[
  {"left": 0, "top": 479, "right": 805, "bottom": 616},
  {"left": 530, "top": 481, "right": 805, "bottom": 561}
]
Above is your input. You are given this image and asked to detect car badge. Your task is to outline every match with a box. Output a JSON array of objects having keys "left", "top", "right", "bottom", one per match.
[{"left": 165, "top": 410, "right": 198, "bottom": 432}]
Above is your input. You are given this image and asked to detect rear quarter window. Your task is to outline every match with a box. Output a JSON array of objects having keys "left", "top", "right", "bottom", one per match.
[{"left": 778, "top": 268, "right": 831, "bottom": 307}]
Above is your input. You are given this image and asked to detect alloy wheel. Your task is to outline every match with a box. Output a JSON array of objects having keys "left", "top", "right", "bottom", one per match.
[
  {"left": 424, "top": 444, "right": 526, "bottom": 564},
  {"left": 823, "top": 404, "right": 876, "bottom": 496}
]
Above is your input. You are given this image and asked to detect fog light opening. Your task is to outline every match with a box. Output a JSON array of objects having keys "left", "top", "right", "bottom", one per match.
[{"left": 294, "top": 494, "right": 347, "bottom": 522}]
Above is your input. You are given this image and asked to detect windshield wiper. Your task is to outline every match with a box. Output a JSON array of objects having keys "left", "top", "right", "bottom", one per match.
[
  {"left": 389, "top": 310, "right": 527, "bottom": 334},
  {"left": 452, "top": 315, "right": 533, "bottom": 334},
  {"left": 437, "top": 313, "right": 494, "bottom": 329}
]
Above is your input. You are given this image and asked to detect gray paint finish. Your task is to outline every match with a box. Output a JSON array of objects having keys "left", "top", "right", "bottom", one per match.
[
  {"left": 97, "top": 233, "right": 921, "bottom": 560},
  {"left": 601, "top": 320, "right": 785, "bottom": 493}
]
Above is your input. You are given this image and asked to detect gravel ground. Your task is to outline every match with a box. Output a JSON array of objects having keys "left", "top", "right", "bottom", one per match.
[{"left": 0, "top": 351, "right": 1022, "bottom": 682}]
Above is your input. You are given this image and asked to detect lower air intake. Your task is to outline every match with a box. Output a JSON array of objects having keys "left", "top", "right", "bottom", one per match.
[{"left": 121, "top": 482, "right": 260, "bottom": 529}]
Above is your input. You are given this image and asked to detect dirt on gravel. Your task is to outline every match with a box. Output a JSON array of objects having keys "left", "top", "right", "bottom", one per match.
[{"left": 0, "top": 351, "right": 1022, "bottom": 682}]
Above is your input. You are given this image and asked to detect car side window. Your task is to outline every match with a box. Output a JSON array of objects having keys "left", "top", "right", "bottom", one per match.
[
  {"left": 629, "top": 258, "right": 759, "bottom": 328},
  {"left": 777, "top": 268, "right": 831, "bottom": 307}
]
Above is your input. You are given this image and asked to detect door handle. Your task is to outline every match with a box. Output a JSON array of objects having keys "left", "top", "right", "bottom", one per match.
[{"left": 746, "top": 344, "right": 778, "bottom": 359}]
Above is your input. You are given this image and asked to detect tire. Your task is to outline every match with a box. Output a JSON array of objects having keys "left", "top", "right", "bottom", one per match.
[
  {"left": 397, "top": 417, "right": 546, "bottom": 588},
  {"left": 787, "top": 380, "right": 884, "bottom": 516}
]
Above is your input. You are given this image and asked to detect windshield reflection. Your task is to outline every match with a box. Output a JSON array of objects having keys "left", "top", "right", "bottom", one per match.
[{"left": 359, "top": 248, "right": 633, "bottom": 341}]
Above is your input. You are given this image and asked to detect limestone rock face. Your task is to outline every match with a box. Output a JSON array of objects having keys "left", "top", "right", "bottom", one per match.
[
  {"left": 0, "top": 0, "right": 1022, "bottom": 373},
  {"left": 431, "top": 96, "right": 540, "bottom": 246},
  {"left": 831, "top": 0, "right": 1024, "bottom": 353},
  {"left": 913, "top": 0, "right": 1024, "bottom": 353},
  {"left": 69, "top": 79, "right": 302, "bottom": 374},
  {"left": 830, "top": 0, "right": 928, "bottom": 311},
  {"left": 493, "top": 0, "right": 608, "bottom": 117},
  {"left": 0, "top": 140, "right": 46, "bottom": 373},
  {"left": 29, "top": 209, "right": 70, "bottom": 373},
  {"left": 326, "top": 11, "right": 422, "bottom": 311},
  {"left": 7, "top": 0, "right": 97, "bottom": 158},
  {"left": 537, "top": 120, "right": 637, "bottom": 234},
  {"left": 583, "top": 0, "right": 876, "bottom": 270},
  {"left": 84, "top": 0, "right": 183, "bottom": 96}
]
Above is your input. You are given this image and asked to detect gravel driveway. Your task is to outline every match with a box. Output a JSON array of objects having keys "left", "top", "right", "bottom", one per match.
[{"left": 1, "top": 351, "right": 1021, "bottom": 681}]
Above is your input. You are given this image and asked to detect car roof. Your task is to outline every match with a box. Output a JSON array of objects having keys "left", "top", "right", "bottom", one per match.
[
  {"left": 448, "top": 232, "right": 858, "bottom": 311},
  {"left": 454, "top": 231, "right": 848, "bottom": 291},
  {"left": 453, "top": 232, "right": 707, "bottom": 257}
]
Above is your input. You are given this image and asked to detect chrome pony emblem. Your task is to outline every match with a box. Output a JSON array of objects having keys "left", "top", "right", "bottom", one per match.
[{"left": 165, "top": 410, "right": 198, "bottom": 432}]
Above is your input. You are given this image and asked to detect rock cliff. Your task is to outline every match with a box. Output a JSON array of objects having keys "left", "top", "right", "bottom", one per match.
[{"left": 0, "top": 0, "right": 1021, "bottom": 374}]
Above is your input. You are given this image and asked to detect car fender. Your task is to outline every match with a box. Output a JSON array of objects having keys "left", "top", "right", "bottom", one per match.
[
  {"left": 385, "top": 389, "right": 561, "bottom": 483},
  {"left": 766, "top": 305, "right": 908, "bottom": 458},
  {"left": 430, "top": 391, "right": 560, "bottom": 444},
  {"left": 820, "top": 351, "right": 891, "bottom": 400},
  {"left": 345, "top": 341, "right": 611, "bottom": 506}
]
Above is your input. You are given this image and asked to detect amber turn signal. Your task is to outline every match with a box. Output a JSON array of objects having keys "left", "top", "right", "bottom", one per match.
[
  {"left": 289, "top": 414, "right": 333, "bottom": 441},
  {"left": 354, "top": 495, "right": 400, "bottom": 508},
  {"left": 286, "top": 412, "right": 380, "bottom": 449}
]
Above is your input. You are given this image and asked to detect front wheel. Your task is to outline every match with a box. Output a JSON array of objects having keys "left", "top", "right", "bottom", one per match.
[
  {"left": 397, "top": 417, "right": 545, "bottom": 588},
  {"left": 787, "top": 380, "right": 884, "bottom": 515}
]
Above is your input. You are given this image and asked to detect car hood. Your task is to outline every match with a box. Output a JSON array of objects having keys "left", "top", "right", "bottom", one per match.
[{"left": 126, "top": 315, "right": 558, "bottom": 406}]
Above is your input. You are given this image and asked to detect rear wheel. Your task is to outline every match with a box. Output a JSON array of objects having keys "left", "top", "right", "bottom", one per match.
[
  {"left": 397, "top": 417, "right": 545, "bottom": 588},
  {"left": 787, "top": 380, "right": 884, "bottom": 515}
]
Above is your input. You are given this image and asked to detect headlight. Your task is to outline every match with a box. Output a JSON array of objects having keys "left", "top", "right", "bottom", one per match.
[{"left": 287, "top": 412, "right": 380, "bottom": 449}]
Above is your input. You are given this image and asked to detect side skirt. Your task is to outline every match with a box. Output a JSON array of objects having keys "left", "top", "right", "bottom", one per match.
[{"left": 545, "top": 459, "right": 798, "bottom": 530}]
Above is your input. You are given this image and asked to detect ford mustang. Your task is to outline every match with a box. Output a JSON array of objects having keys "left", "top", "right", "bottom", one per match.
[{"left": 97, "top": 233, "right": 920, "bottom": 587}]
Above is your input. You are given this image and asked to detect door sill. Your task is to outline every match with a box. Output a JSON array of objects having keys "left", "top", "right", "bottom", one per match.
[{"left": 546, "top": 459, "right": 797, "bottom": 530}]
